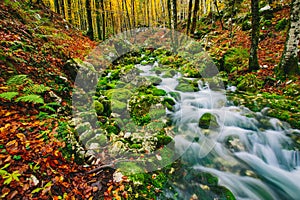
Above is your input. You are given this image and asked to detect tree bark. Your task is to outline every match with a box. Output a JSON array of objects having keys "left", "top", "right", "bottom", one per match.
[
  {"left": 190, "top": 0, "right": 199, "bottom": 34},
  {"left": 277, "top": 0, "right": 300, "bottom": 76},
  {"left": 100, "top": 0, "right": 105, "bottom": 40},
  {"left": 167, "top": 0, "right": 172, "bottom": 28},
  {"left": 249, "top": 0, "right": 260, "bottom": 71},
  {"left": 172, "top": 0, "right": 177, "bottom": 29},
  {"left": 186, "top": 0, "right": 193, "bottom": 35},
  {"left": 86, "top": 0, "right": 94, "bottom": 40}
]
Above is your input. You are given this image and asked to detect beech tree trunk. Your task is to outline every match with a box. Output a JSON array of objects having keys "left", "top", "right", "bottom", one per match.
[
  {"left": 249, "top": 0, "right": 260, "bottom": 71},
  {"left": 277, "top": 0, "right": 300, "bottom": 76}
]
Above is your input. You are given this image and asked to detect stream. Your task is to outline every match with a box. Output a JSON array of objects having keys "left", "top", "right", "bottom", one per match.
[{"left": 136, "top": 62, "right": 300, "bottom": 200}]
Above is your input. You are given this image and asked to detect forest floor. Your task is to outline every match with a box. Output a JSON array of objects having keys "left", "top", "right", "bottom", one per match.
[{"left": 0, "top": 0, "right": 300, "bottom": 199}]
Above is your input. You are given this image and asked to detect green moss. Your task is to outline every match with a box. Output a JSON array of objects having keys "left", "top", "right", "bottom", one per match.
[
  {"left": 117, "top": 161, "right": 145, "bottom": 174},
  {"left": 236, "top": 74, "right": 264, "bottom": 92},
  {"left": 175, "top": 83, "right": 194, "bottom": 92},
  {"left": 93, "top": 100, "right": 104, "bottom": 115},
  {"left": 157, "top": 135, "right": 173, "bottom": 146},
  {"left": 130, "top": 144, "right": 142, "bottom": 149},
  {"left": 148, "top": 76, "right": 162, "bottom": 86},
  {"left": 275, "top": 18, "right": 288, "bottom": 31},
  {"left": 168, "top": 91, "right": 181, "bottom": 101},
  {"left": 152, "top": 88, "right": 167, "bottom": 96},
  {"left": 106, "top": 88, "right": 132, "bottom": 101},
  {"left": 87, "top": 134, "right": 107, "bottom": 146},
  {"left": 111, "top": 99, "right": 127, "bottom": 113},
  {"left": 162, "top": 70, "right": 175, "bottom": 78},
  {"left": 198, "top": 113, "right": 219, "bottom": 129},
  {"left": 223, "top": 48, "right": 249, "bottom": 73}
]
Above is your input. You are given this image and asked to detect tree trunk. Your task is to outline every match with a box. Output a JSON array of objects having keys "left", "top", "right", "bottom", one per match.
[
  {"left": 67, "top": 0, "right": 72, "bottom": 23},
  {"left": 277, "top": 0, "right": 300, "bottom": 76},
  {"left": 186, "top": 0, "right": 193, "bottom": 35},
  {"left": 100, "top": 0, "right": 105, "bottom": 40},
  {"left": 190, "top": 0, "right": 199, "bottom": 34},
  {"left": 86, "top": 0, "right": 94, "bottom": 40},
  {"left": 54, "top": 0, "right": 60, "bottom": 13},
  {"left": 214, "top": 0, "right": 224, "bottom": 30},
  {"left": 167, "top": 0, "right": 172, "bottom": 28},
  {"left": 131, "top": 0, "right": 136, "bottom": 27},
  {"left": 110, "top": 1, "right": 115, "bottom": 34},
  {"left": 96, "top": 0, "right": 102, "bottom": 40},
  {"left": 249, "top": 0, "right": 260, "bottom": 71},
  {"left": 172, "top": 0, "right": 177, "bottom": 29}
]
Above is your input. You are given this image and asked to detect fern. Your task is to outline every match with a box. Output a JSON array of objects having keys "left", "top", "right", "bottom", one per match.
[
  {"left": 7, "top": 75, "right": 32, "bottom": 86},
  {"left": 0, "top": 92, "right": 19, "bottom": 101},
  {"left": 15, "top": 94, "right": 44, "bottom": 104},
  {"left": 23, "top": 84, "right": 50, "bottom": 94},
  {"left": 39, "top": 105, "right": 56, "bottom": 112}
]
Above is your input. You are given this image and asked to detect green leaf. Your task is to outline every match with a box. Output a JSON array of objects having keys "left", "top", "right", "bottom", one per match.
[
  {"left": 15, "top": 94, "right": 44, "bottom": 104},
  {"left": 0, "top": 92, "right": 19, "bottom": 101},
  {"left": 0, "top": 169, "right": 8, "bottom": 176},
  {"left": 13, "top": 155, "right": 22, "bottom": 160},
  {"left": 31, "top": 187, "right": 43, "bottom": 194},
  {"left": 1, "top": 163, "right": 10, "bottom": 170},
  {"left": 44, "top": 181, "right": 52, "bottom": 188},
  {"left": 3, "top": 176, "right": 12, "bottom": 185},
  {"left": 11, "top": 171, "right": 21, "bottom": 182}
]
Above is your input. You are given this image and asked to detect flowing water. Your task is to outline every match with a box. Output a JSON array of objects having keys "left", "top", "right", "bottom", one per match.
[{"left": 137, "top": 62, "right": 300, "bottom": 200}]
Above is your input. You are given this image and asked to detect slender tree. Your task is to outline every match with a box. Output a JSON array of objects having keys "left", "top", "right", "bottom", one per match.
[
  {"left": 167, "top": 0, "right": 172, "bottom": 28},
  {"left": 100, "top": 0, "right": 105, "bottom": 39},
  {"left": 86, "top": 0, "right": 94, "bottom": 40},
  {"left": 249, "top": 0, "right": 260, "bottom": 71},
  {"left": 276, "top": 0, "right": 300, "bottom": 76},
  {"left": 186, "top": 0, "right": 193, "bottom": 35},
  {"left": 190, "top": 0, "right": 199, "bottom": 34},
  {"left": 172, "top": 0, "right": 177, "bottom": 29}
]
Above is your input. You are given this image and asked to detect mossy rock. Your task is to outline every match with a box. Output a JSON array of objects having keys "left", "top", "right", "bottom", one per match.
[
  {"left": 75, "top": 122, "right": 92, "bottom": 134},
  {"left": 93, "top": 100, "right": 104, "bottom": 115},
  {"left": 106, "top": 88, "right": 132, "bottom": 102},
  {"left": 148, "top": 76, "right": 162, "bottom": 86},
  {"left": 198, "top": 113, "right": 219, "bottom": 129},
  {"left": 151, "top": 88, "right": 167, "bottom": 96},
  {"left": 87, "top": 134, "right": 107, "bottom": 147},
  {"left": 98, "top": 97, "right": 112, "bottom": 117},
  {"left": 162, "top": 70, "right": 175, "bottom": 78},
  {"left": 175, "top": 83, "right": 195, "bottom": 92},
  {"left": 157, "top": 135, "right": 173, "bottom": 146},
  {"left": 149, "top": 108, "right": 166, "bottom": 119},
  {"left": 168, "top": 91, "right": 181, "bottom": 101},
  {"left": 111, "top": 99, "right": 127, "bottom": 113},
  {"left": 163, "top": 97, "right": 176, "bottom": 106}
]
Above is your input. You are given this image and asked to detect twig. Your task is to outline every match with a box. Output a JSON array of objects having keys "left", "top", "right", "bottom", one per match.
[{"left": 87, "top": 164, "right": 114, "bottom": 174}]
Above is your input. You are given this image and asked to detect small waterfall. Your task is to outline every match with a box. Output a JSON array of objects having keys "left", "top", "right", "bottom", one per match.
[{"left": 136, "top": 63, "right": 300, "bottom": 199}]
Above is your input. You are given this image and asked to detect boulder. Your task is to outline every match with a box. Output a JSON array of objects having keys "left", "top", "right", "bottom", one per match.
[{"left": 198, "top": 113, "right": 219, "bottom": 129}]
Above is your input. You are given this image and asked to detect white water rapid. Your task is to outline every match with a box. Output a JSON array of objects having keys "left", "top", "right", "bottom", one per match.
[{"left": 137, "top": 62, "right": 300, "bottom": 200}]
